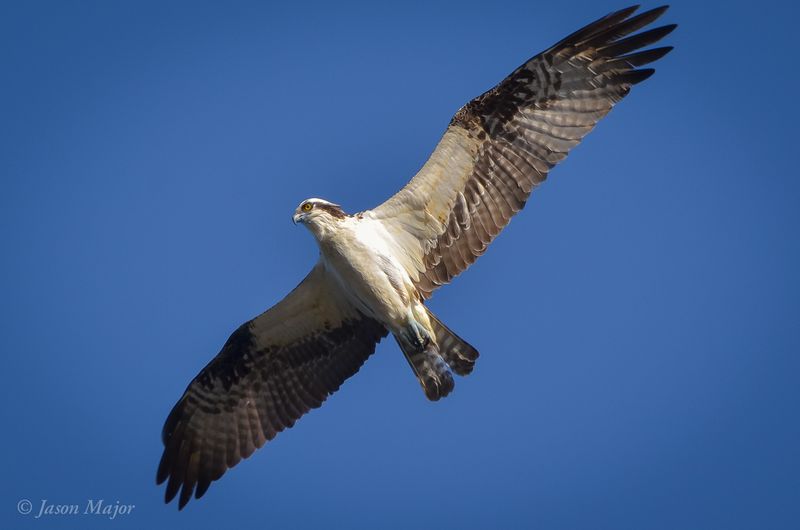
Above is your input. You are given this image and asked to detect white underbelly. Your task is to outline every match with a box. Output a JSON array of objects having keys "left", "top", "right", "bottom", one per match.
[{"left": 320, "top": 222, "right": 416, "bottom": 328}]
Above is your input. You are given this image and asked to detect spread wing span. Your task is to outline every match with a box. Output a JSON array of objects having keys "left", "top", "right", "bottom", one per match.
[
  {"left": 372, "top": 5, "right": 675, "bottom": 298},
  {"left": 156, "top": 263, "right": 387, "bottom": 509}
]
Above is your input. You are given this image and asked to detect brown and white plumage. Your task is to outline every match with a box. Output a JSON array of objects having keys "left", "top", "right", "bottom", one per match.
[
  {"left": 158, "top": 5, "right": 674, "bottom": 509},
  {"left": 158, "top": 264, "right": 387, "bottom": 508},
  {"left": 373, "top": 5, "right": 674, "bottom": 297}
]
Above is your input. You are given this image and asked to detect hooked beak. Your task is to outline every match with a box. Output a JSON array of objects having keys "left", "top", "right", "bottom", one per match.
[{"left": 292, "top": 212, "right": 304, "bottom": 225}]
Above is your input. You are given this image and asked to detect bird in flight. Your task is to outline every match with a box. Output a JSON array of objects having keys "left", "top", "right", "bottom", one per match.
[{"left": 158, "top": 5, "right": 675, "bottom": 508}]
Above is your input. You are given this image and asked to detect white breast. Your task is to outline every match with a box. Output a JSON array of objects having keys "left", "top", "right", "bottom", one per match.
[{"left": 320, "top": 216, "right": 416, "bottom": 327}]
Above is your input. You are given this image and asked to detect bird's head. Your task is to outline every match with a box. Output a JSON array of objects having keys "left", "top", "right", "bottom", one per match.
[{"left": 292, "top": 198, "right": 347, "bottom": 239}]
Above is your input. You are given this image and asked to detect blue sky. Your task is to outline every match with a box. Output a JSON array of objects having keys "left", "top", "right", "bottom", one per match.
[{"left": 2, "top": 1, "right": 798, "bottom": 528}]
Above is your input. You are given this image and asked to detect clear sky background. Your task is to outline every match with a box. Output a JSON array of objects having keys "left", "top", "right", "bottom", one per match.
[{"left": 2, "top": 1, "right": 798, "bottom": 528}]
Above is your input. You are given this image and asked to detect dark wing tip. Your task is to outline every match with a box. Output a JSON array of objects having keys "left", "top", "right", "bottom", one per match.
[
  {"left": 553, "top": 5, "right": 641, "bottom": 49},
  {"left": 195, "top": 478, "right": 211, "bottom": 500},
  {"left": 548, "top": 4, "right": 675, "bottom": 68},
  {"left": 615, "top": 68, "right": 656, "bottom": 86},
  {"left": 158, "top": 451, "right": 216, "bottom": 509},
  {"left": 610, "top": 4, "right": 642, "bottom": 20},
  {"left": 164, "top": 472, "right": 182, "bottom": 505},
  {"left": 598, "top": 23, "right": 677, "bottom": 57},
  {"left": 178, "top": 484, "right": 194, "bottom": 510},
  {"left": 637, "top": 5, "right": 671, "bottom": 24},
  {"left": 624, "top": 46, "right": 674, "bottom": 66},
  {"left": 156, "top": 452, "right": 170, "bottom": 485},
  {"left": 661, "top": 22, "right": 678, "bottom": 36}
]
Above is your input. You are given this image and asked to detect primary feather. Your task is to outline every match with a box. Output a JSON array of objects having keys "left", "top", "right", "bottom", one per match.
[{"left": 373, "top": 5, "right": 674, "bottom": 297}]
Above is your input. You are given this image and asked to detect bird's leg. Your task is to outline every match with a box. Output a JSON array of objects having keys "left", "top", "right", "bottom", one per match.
[
  {"left": 393, "top": 310, "right": 454, "bottom": 400},
  {"left": 398, "top": 316, "right": 431, "bottom": 351}
]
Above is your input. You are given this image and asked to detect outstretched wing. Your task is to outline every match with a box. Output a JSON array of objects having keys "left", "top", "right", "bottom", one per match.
[
  {"left": 371, "top": 5, "right": 675, "bottom": 298},
  {"left": 156, "top": 263, "right": 387, "bottom": 509}
]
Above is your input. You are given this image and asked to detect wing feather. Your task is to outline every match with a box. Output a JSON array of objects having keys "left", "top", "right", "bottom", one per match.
[
  {"left": 156, "top": 263, "right": 387, "bottom": 508},
  {"left": 372, "top": 5, "right": 675, "bottom": 297}
]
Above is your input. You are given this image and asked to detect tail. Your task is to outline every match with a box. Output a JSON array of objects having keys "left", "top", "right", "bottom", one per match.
[
  {"left": 395, "top": 335, "right": 454, "bottom": 401},
  {"left": 394, "top": 309, "right": 479, "bottom": 401},
  {"left": 427, "top": 310, "right": 480, "bottom": 376}
]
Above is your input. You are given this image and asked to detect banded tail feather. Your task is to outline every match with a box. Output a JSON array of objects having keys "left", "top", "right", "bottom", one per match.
[
  {"left": 394, "top": 309, "right": 478, "bottom": 400},
  {"left": 395, "top": 335, "right": 455, "bottom": 401},
  {"left": 427, "top": 310, "right": 479, "bottom": 376}
]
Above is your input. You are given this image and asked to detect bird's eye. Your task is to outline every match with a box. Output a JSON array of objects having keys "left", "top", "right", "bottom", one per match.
[{"left": 302, "top": 203, "right": 313, "bottom": 212}]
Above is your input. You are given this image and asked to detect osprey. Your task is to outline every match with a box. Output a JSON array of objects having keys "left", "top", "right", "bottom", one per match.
[{"left": 158, "top": 5, "right": 675, "bottom": 508}]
